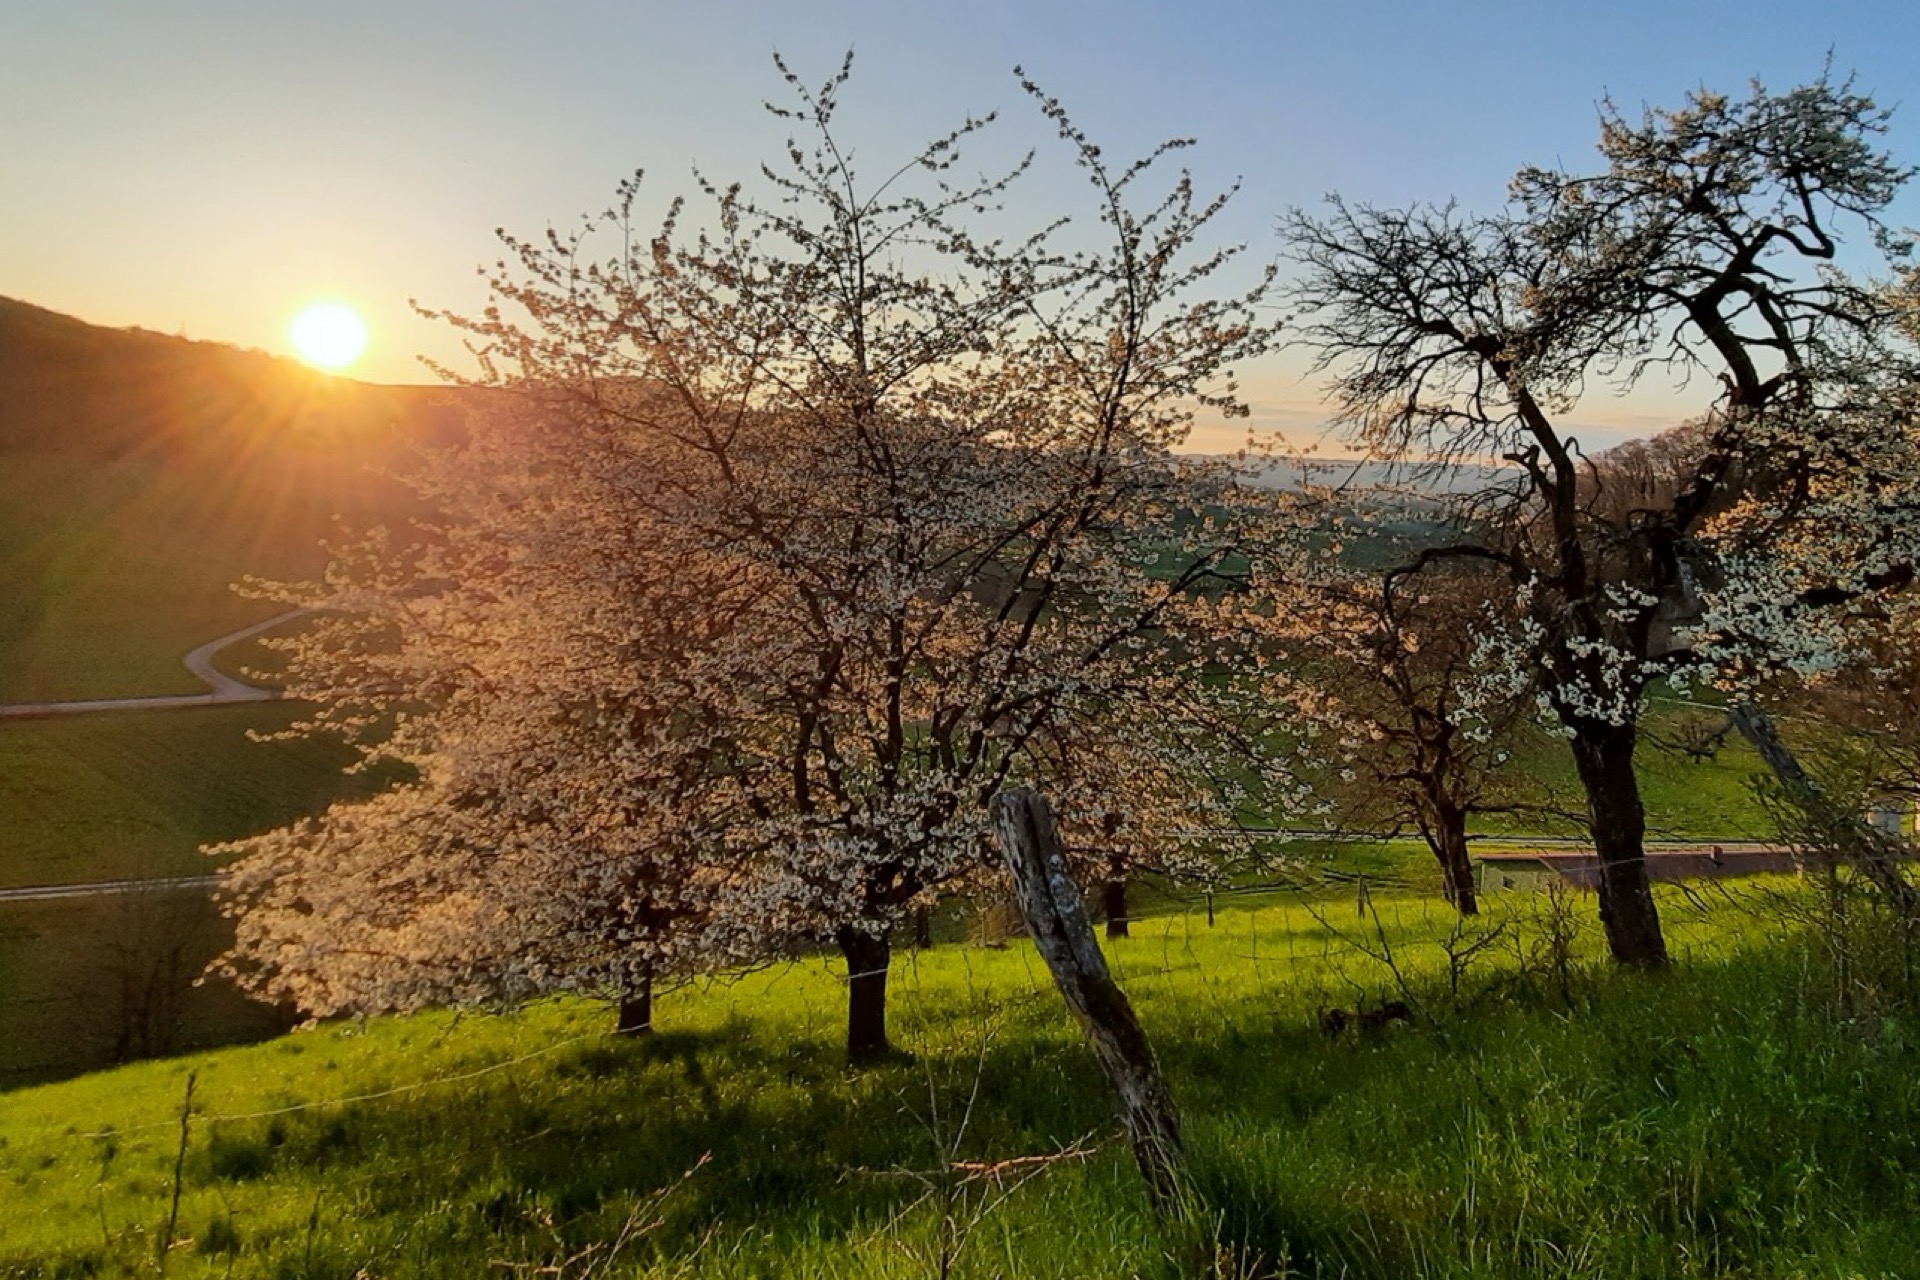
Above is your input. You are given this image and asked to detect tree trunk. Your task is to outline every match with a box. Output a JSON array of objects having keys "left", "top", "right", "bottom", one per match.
[
  {"left": 616, "top": 972, "right": 653, "bottom": 1036},
  {"left": 912, "top": 904, "right": 934, "bottom": 951},
  {"left": 1102, "top": 877, "right": 1130, "bottom": 939},
  {"left": 835, "top": 926, "right": 892, "bottom": 1063},
  {"left": 1568, "top": 719, "right": 1668, "bottom": 967},
  {"left": 992, "top": 790, "right": 1188, "bottom": 1214},
  {"left": 1427, "top": 802, "right": 1479, "bottom": 916}
]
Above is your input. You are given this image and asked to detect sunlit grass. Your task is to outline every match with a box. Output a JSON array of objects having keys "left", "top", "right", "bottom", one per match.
[
  {"left": 2, "top": 883, "right": 1914, "bottom": 1278},
  {"left": 0, "top": 702, "right": 387, "bottom": 888}
]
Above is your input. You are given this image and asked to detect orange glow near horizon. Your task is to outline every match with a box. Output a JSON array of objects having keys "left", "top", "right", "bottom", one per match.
[{"left": 288, "top": 301, "right": 369, "bottom": 371}]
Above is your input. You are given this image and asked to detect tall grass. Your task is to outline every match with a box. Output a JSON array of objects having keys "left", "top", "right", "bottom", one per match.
[{"left": 1, "top": 882, "right": 1914, "bottom": 1278}]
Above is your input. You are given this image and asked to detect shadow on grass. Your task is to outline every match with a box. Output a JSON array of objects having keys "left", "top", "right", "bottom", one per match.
[
  {"left": 12, "top": 893, "right": 1920, "bottom": 1279},
  {"left": 171, "top": 1012, "right": 1125, "bottom": 1270}
]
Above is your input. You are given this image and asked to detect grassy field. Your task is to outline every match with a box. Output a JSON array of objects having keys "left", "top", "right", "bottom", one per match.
[
  {"left": 0, "top": 300, "right": 457, "bottom": 703},
  {"left": 1, "top": 883, "right": 1913, "bottom": 1278},
  {"left": 0, "top": 702, "right": 392, "bottom": 888},
  {"left": 0, "top": 450, "right": 418, "bottom": 704},
  {"left": 0, "top": 453, "right": 275, "bottom": 701},
  {"left": 1557, "top": 700, "right": 1776, "bottom": 842},
  {"left": 1297, "top": 704, "right": 1774, "bottom": 861},
  {"left": 0, "top": 892, "right": 291, "bottom": 1088},
  {"left": 0, "top": 690, "right": 1775, "bottom": 897},
  {"left": 0, "top": 698, "right": 374, "bottom": 1086},
  {"left": 0, "top": 692, "right": 1776, "bottom": 1091}
]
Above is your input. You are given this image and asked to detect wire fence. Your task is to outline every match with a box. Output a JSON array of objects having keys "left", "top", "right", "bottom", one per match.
[
  {"left": 0, "top": 855, "right": 1795, "bottom": 1137},
  {"left": 0, "top": 840, "right": 1820, "bottom": 1090},
  {"left": 2, "top": 853, "right": 1902, "bottom": 1280}
]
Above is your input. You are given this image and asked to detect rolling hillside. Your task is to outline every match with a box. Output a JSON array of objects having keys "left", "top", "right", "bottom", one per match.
[
  {"left": 0, "top": 300, "right": 476, "bottom": 1080},
  {"left": 2, "top": 889, "right": 1915, "bottom": 1277},
  {"left": 0, "top": 297, "right": 470, "bottom": 701}
]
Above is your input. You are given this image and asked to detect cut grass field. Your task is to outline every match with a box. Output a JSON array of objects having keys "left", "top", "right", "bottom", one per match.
[
  {"left": 0, "top": 702, "right": 390, "bottom": 888},
  {"left": 1, "top": 884, "right": 1914, "bottom": 1278},
  {"left": 0, "top": 450, "right": 418, "bottom": 704},
  {"left": 1529, "top": 701, "right": 1777, "bottom": 843},
  {"left": 0, "top": 699, "right": 383, "bottom": 1085},
  {"left": 0, "top": 454, "right": 278, "bottom": 701},
  {"left": 0, "top": 892, "right": 290, "bottom": 1087},
  {"left": 0, "top": 688, "right": 1775, "bottom": 896}
]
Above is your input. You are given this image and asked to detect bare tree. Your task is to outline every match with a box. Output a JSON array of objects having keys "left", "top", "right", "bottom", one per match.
[{"left": 1282, "top": 73, "right": 1920, "bottom": 965}]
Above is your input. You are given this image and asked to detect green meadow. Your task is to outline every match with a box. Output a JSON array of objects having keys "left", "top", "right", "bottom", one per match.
[
  {"left": 0, "top": 450, "right": 418, "bottom": 704},
  {"left": 1, "top": 885, "right": 1915, "bottom": 1278},
  {"left": 0, "top": 300, "right": 455, "bottom": 704},
  {"left": 1477, "top": 705, "right": 1774, "bottom": 844},
  {"left": 0, "top": 453, "right": 278, "bottom": 702},
  {"left": 0, "top": 702, "right": 383, "bottom": 889},
  {"left": 0, "top": 893, "right": 291, "bottom": 1088},
  {"left": 0, "top": 683, "right": 1777, "bottom": 1089},
  {"left": 0, "top": 701, "right": 413, "bottom": 1086},
  {"left": 0, "top": 702, "right": 403, "bottom": 1087}
]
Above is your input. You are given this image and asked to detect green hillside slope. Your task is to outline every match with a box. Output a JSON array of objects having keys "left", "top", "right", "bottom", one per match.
[
  {"left": 0, "top": 702, "right": 396, "bottom": 888},
  {"left": 0, "top": 297, "right": 466, "bottom": 701}
]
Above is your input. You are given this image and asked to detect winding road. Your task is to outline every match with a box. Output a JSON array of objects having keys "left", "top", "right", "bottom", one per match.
[
  {"left": 0, "top": 608, "right": 310, "bottom": 720},
  {"left": 0, "top": 610, "right": 311, "bottom": 901}
]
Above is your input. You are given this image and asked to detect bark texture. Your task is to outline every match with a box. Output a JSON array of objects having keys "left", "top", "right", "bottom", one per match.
[
  {"left": 1568, "top": 720, "right": 1668, "bottom": 967},
  {"left": 836, "top": 926, "right": 892, "bottom": 1063},
  {"left": 992, "top": 789, "right": 1187, "bottom": 1213},
  {"left": 1425, "top": 800, "right": 1479, "bottom": 916},
  {"left": 1102, "top": 877, "right": 1130, "bottom": 939},
  {"left": 616, "top": 972, "right": 653, "bottom": 1036}
]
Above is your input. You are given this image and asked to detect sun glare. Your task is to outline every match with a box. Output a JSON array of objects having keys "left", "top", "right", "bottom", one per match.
[{"left": 289, "top": 301, "right": 369, "bottom": 370}]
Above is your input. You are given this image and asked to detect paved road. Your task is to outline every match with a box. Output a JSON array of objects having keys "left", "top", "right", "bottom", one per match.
[
  {"left": 0, "top": 608, "right": 311, "bottom": 719},
  {"left": 0, "top": 875, "right": 223, "bottom": 904},
  {"left": 0, "top": 614, "right": 315, "bottom": 900}
]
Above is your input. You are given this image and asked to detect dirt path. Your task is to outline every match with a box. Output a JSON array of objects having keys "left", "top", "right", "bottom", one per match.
[{"left": 0, "top": 608, "right": 311, "bottom": 720}]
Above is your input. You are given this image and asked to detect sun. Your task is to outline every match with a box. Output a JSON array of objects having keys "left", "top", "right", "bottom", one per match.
[{"left": 288, "top": 301, "right": 369, "bottom": 370}]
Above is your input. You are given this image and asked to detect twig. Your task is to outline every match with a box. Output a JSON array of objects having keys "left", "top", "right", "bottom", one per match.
[{"left": 156, "top": 1071, "right": 195, "bottom": 1277}]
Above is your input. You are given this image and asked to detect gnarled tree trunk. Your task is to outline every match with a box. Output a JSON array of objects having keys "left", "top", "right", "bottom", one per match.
[
  {"left": 1424, "top": 798, "right": 1479, "bottom": 916},
  {"left": 992, "top": 789, "right": 1188, "bottom": 1214},
  {"left": 616, "top": 971, "right": 653, "bottom": 1036},
  {"left": 1569, "top": 719, "right": 1668, "bottom": 967},
  {"left": 835, "top": 926, "right": 892, "bottom": 1063},
  {"left": 1102, "top": 877, "right": 1130, "bottom": 939}
]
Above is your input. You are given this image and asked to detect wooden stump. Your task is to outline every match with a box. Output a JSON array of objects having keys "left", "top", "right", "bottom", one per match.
[{"left": 990, "top": 788, "right": 1189, "bottom": 1213}]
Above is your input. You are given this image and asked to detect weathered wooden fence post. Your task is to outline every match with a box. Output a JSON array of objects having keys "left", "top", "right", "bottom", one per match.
[{"left": 990, "top": 788, "right": 1189, "bottom": 1213}]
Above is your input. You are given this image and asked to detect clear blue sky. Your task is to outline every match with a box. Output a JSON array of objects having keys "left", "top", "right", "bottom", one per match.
[{"left": 4, "top": 0, "right": 1916, "bottom": 451}]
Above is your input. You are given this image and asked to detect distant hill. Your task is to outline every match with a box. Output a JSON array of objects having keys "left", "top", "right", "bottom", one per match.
[
  {"left": 0, "top": 297, "right": 1520, "bottom": 701},
  {"left": 0, "top": 295, "right": 467, "bottom": 462},
  {"left": 1233, "top": 454, "right": 1520, "bottom": 498},
  {"left": 0, "top": 297, "right": 477, "bottom": 700}
]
